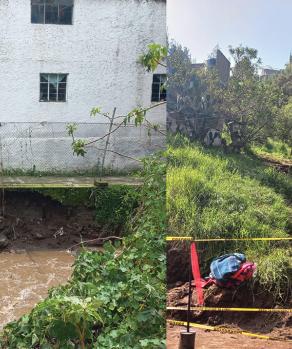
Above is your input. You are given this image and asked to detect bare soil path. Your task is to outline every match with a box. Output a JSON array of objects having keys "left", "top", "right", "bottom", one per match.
[{"left": 167, "top": 324, "right": 292, "bottom": 349}]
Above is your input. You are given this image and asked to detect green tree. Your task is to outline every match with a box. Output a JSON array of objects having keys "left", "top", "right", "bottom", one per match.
[
  {"left": 168, "top": 42, "right": 221, "bottom": 115},
  {"left": 219, "top": 45, "right": 283, "bottom": 149},
  {"left": 275, "top": 62, "right": 292, "bottom": 98},
  {"left": 269, "top": 61, "right": 292, "bottom": 146},
  {"left": 275, "top": 97, "right": 292, "bottom": 147}
]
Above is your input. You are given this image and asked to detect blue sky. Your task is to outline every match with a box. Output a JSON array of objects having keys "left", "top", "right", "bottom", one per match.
[{"left": 167, "top": 0, "right": 292, "bottom": 69}]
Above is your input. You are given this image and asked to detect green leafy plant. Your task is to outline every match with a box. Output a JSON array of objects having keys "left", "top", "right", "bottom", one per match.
[
  {"left": 0, "top": 155, "right": 166, "bottom": 348},
  {"left": 139, "top": 43, "right": 167, "bottom": 72}
]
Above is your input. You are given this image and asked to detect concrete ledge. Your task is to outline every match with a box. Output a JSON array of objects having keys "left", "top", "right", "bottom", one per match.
[{"left": 0, "top": 176, "right": 144, "bottom": 188}]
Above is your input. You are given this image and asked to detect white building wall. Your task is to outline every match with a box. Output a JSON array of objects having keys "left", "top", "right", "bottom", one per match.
[{"left": 0, "top": 0, "right": 166, "bottom": 172}]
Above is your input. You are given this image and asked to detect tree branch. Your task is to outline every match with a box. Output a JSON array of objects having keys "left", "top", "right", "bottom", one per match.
[
  {"left": 68, "top": 236, "right": 123, "bottom": 250},
  {"left": 93, "top": 147, "right": 143, "bottom": 162},
  {"left": 82, "top": 102, "right": 167, "bottom": 146}
]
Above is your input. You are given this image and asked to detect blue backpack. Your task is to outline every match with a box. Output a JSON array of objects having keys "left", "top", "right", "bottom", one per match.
[{"left": 210, "top": 253, "right": 247, "bottom": 285}]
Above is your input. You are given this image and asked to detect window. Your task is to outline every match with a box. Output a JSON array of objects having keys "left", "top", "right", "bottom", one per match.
[
  {"left": 151, "top": 74, "right": 166, "bottom": 102},
  {"left": 40, "top": 74, "right": 68, "bottom": 102},
  {"left": 31, "top": 0, "right": 73, "bottom": 25}
]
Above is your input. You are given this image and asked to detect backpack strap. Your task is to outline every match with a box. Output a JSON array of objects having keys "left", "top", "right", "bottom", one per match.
[
  {"left": 231, "top": 262, "right": 255, "bottom": 282},
  {"left": 192, "top": 277, "right": 215, "bottom": 288}
]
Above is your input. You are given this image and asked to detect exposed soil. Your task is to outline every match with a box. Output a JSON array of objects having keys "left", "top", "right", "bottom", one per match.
[
  {"left": 0, "top": 190, "right": 108, "bottom": 329},
  {"left": 167, "top": 282, "right": 292, "bottom": 346},
  {"left": 167, "top": 244, "right": 190, "bottom": 284},
  {"left": 259, "top": 153, "right": 292, "bottom": 174},
  {"left": 0, "top": 190, "right": 109, "bottom": 251},
  {"left": 167, "top": 324, "right": 292, "bottom": 349}
]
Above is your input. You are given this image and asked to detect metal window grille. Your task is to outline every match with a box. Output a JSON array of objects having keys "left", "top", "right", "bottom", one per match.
[
  {"left": 151, "top": 74, "right": 167, "bottom": 102},
  {"left": 40, "top": 74, "right": 68, "bottom": 102},
  {"left": 31, "top": 0, "right": 73, "bottom": 25}
]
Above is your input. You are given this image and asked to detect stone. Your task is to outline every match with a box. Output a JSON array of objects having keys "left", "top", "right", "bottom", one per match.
[
  {"left": 35, "top": 232, "right": 45, "bottom": 240},
  {"left": 15, "top": 249, "right": 26, "bottom": 254},
  {"left": 0, "top": 233, "right": 9, "bottom": 249}
]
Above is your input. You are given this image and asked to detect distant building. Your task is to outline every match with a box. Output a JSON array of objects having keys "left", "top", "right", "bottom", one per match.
[
  {"left": 260, "top": 67, "right": 280, "bottom": 79},
  {"left": 260, "top": 53, "right": 292, "bottom": 79},
  {"left": 192, "top": 63, "right": 206, "bottom": 71},
  {"left": 208, "top": 49, "right": 231, "bottom": 86},
  {"left": 191, "top": 49, "right": 230, "bottom": 86}
]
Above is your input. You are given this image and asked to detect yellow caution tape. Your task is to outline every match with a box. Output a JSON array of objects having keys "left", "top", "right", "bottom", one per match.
[
  {"left": 167, "top": 319, "right": 292, "bottom": 342},
  {"left": 167, "top": 306, "right": 292, "bottom": 313},
  {"left": 166, "top": 236, "right": 292, "bottom": 242}
]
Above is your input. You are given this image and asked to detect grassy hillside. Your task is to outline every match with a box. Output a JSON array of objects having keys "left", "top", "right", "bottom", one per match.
[
  {"left": 252, "top": 138, "right": 292, "bottom": 161},
  {"left": 167, "top": 137, "right": 292, "bottom": 300}
]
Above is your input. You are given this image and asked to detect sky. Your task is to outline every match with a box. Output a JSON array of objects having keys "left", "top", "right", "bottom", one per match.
[{"left": 167, "top": 0, "right": 292, "bottom": 69}]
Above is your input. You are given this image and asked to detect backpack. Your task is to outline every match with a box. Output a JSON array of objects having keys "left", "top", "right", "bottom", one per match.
[{"left": 201, "top": 253, "right": 256, "bottom": 288}]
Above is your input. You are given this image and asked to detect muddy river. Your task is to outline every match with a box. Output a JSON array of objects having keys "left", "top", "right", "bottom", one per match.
[
  {"left": 0, "top": 190, "right": 108, "bottom": 330},
  {"left": 0, "top": 250, "right": 74, "bottom": 329}
]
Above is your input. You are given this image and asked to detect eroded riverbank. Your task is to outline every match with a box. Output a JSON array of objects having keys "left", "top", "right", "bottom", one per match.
[{"left": 0, "top": 189, "right": 108, "bottom": 330}]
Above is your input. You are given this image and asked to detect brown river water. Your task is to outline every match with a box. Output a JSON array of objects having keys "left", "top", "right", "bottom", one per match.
[{"left": 0, "top": 250, "right": 74, "bottom": 329}]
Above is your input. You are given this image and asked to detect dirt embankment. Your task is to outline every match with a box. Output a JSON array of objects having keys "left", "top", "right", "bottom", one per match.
[
  {"left": 167, "top": 282, "right": 292, "bottom": 337},
  {"left": 0, "top": 190, "right": 108, "bottom": 251},
  {"left": 167, "top": 246, "right": 292, "bottom": 344},
  {"left": 259, "top": 153, "right": 292, "bottom": 174}
]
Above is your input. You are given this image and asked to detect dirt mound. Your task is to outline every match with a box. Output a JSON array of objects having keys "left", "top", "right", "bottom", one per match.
[
  {"left": 0, "top": 190, "right": 107, "bottom": 251},
  {"left": 167, "top": 244, "right": 190, "bottom": 285},
  {"left": 167, "top": 282, "right": 292, "bottom": 338}
]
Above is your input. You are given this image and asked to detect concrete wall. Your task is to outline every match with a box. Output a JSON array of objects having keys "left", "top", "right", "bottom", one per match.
[
  {"left": 0, "top": 122, "right": 164, "bottom": 172},
  {"left": 0, "top": 0, "right": 166, "bottom": 172}
]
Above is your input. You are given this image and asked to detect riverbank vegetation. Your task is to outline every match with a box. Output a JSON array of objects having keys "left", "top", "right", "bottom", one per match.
[{"left": 0, "top": 156, "right": 166, "bottom": 349}]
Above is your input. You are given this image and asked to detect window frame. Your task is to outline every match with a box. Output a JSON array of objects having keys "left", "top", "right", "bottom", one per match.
[
  {"left": 39, "top": 73, "right": 68, "bottom": 103},
  {"left": 31, "top": 0, "right": 74, "bottom": 25},
  {"left": 151, "top": 74, "right": 167, "bottom": 103}
]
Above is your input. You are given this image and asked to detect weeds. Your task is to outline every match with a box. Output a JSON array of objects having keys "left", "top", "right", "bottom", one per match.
[
  {"left": 39, "top": 186, "right": 141, "bottom": 231},
  {"left": 253, "top": 138, "right": 292, "bottom": 160},
  {"left": 167, "top": 137, "right": 292, "bottom": 300}
]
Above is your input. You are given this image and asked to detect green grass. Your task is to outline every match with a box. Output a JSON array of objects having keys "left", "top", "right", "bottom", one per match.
[
  {"left": 252, "top": 138, "right": 292, "bottom": 161},
  {"left": 167, "top": 137, "right": 292, "bottom": 300}
]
